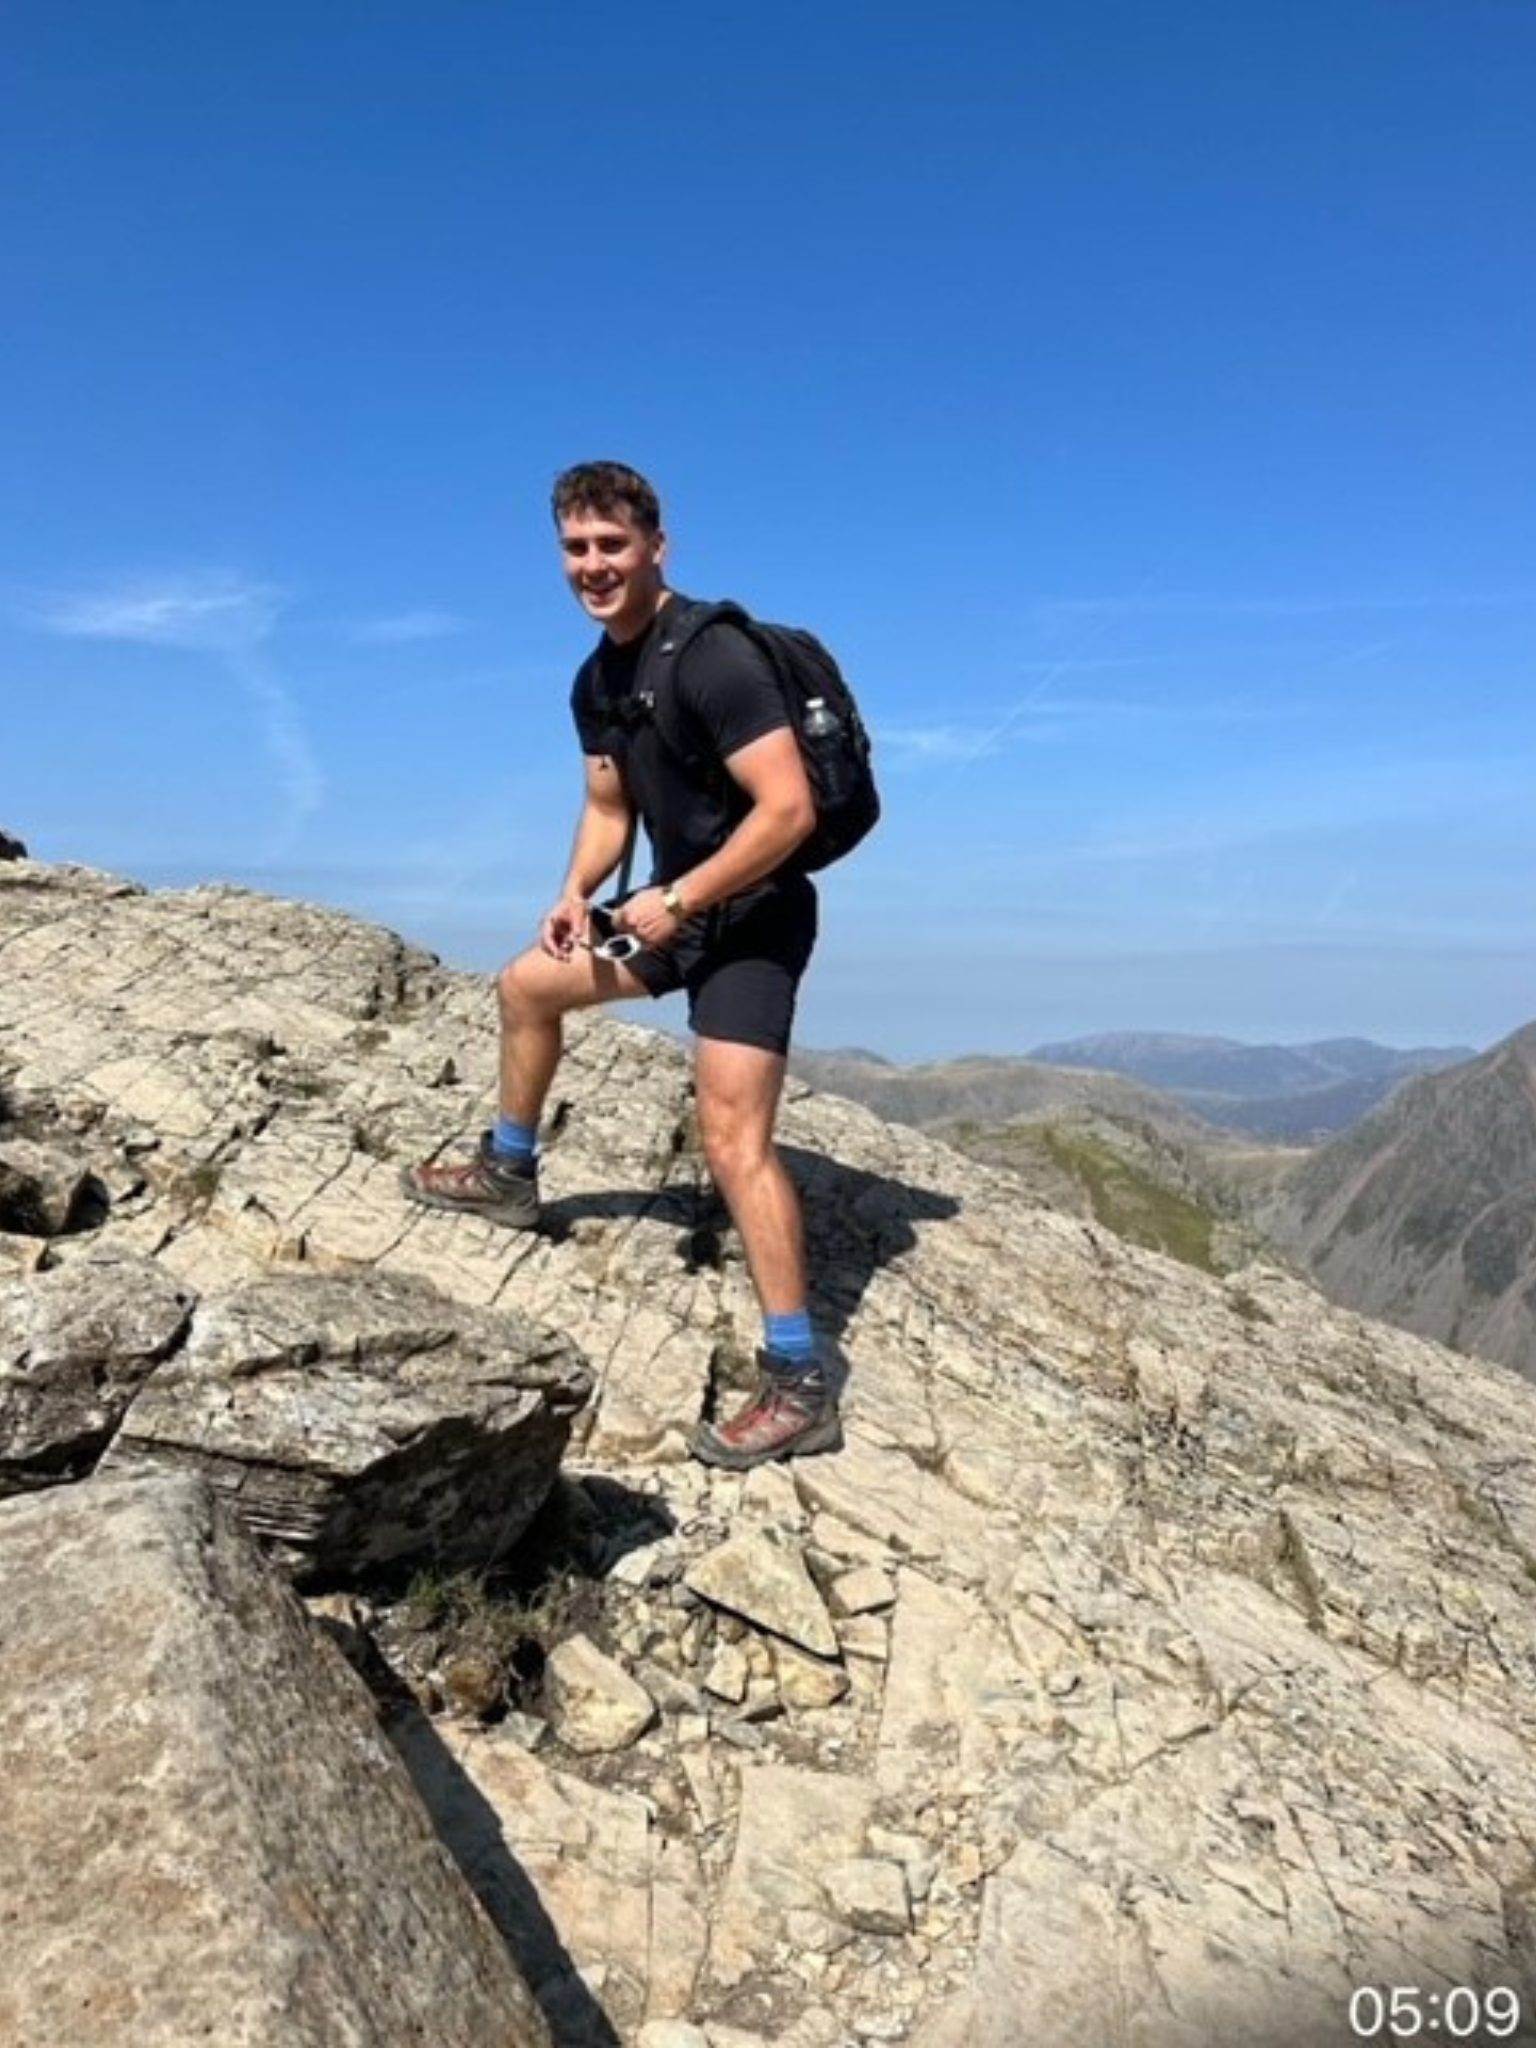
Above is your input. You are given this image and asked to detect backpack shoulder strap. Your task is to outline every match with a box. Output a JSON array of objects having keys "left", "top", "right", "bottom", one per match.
[
  {"left": 649, "top": 599, "right": 751, "bottom": 676},
  {"left": 637, "top": 599, "right": 754, "bottom": 765}
]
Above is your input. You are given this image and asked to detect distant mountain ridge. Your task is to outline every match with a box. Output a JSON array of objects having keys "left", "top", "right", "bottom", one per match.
[
  {"left": 786, "top": 1045, "right": 1270, "bottom": 1275},
  {"left": 1026, "top": 1031, "right": 1475, "bottom": 1140},
  {"left": 787, "top": 1047, "right": 1215, "bottom": 1138},
  {"left": 1262, "top": 1021, "right": 1536, "bottom": 1380}
]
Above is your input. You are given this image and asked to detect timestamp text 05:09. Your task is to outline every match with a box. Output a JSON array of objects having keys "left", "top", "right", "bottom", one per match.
[{"left": 1349, "top": 1986, "right": 1523, "bottom": 2039}]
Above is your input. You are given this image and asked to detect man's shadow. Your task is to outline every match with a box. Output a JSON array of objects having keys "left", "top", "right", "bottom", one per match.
[
  {"left": 541, "top": 1144, "right": 957, "bottom": 1337},
  {"left": 544, "top": 1143, "right": 959, "bottom": 1407},
  {"left": 361, "top": 1475, "right": 677, "bottom": 2048},
  {"left": 381, "top": 1696, "right": 623, "bottom": 2048},
  {"left": 780, "top": 1143, "right": 960, "bottom": 1344}
]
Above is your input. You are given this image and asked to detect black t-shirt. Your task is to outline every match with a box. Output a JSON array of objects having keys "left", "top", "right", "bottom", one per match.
[{"left": 570, "top": 594, "right": 791, "bottom": 884}]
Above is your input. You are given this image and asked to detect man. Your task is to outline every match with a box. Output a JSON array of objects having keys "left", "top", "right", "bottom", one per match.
[{"left": 402, "top": 461, "right": 841, "bottom": 1470}]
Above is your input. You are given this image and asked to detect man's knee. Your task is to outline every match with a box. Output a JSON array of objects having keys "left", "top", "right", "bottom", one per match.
[
  {"left": 695, "top": 1049, "right": 784, "bottom": 1186},
  {"left": 498, "top": 948, "right": 563, "bottom": 1025},
  {"left": 700, "top": 1117, "right": 759, "bottom": 1189}
]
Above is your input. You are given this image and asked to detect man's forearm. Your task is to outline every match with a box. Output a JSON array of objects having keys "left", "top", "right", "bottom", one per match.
[
  {"left": 671, "top": 800, "right": 812, "bottom": 915},
  {"left": 560, "top": 802, "right": 633, "bottom": 899}
]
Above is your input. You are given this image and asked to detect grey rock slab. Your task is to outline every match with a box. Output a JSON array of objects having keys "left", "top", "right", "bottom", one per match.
[
  {"left": 0, "top": 1469, "right": 548, "bottom": 2048},
  {"left": 913, "top": 1571, "right": 1536, "bottom": 2048},
  {"left": 0, "top": 1250, "right": 195, "bottom": 1495},
  {"left": 876, "top": 1569, "right": 1029, "bottom": 1794},
  {"left": 769, "top": 1638, "right": 851, "bottom": 1710},
  {"left": 684, "top": 1524, "right": 840, "bottom": 1658},
  {"left": 791, "top": 1434, "right": 1000, "bottom": 1585},
  {"left": 102, "top": 1266, "right": 593, "bottom": 1579},
  {"left": 704, "top": 1640, "right": 751, "bottom": 1702},
  {"left": 827, "top": 1561, "right": 896, "bottom": 1616}
]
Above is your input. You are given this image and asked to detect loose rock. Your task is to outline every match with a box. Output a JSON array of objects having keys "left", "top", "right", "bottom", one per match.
[{"left": 544, "top": 1632, "right": 659, "bottom": 1754}]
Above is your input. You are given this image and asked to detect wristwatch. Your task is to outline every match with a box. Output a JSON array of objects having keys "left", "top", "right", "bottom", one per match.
[{"left": 661, "top": 884, "right": 689, "bottom": 921}]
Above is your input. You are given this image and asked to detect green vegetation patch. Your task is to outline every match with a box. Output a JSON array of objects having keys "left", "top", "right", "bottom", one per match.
[{"left": 1038, "top": 1127, "right": 1221, "bottom": 1273}]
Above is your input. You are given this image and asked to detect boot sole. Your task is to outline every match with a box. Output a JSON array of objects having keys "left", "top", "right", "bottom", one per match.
[{"left": 399, "top": 1171, "right": 541, "bottom": 1232}]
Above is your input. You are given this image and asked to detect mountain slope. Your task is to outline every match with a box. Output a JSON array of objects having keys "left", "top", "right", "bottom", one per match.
[
  {"left": 7, "top": 858, "right": 1536, "bottom": 2041},
  {"left": 788, "top": 1047, "right": 1208, "bottom": 1133},
  {"left": 1263, "top": 1023, "right": 1536, "bottom": 1377},
  {"left": 787, "top": 1047, "right": 1271, "bottom": 1271}
]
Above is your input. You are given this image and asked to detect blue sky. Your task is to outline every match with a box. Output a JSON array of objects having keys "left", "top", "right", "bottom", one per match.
[{"left": 5, "top": 0, "right": 1534, "bottom": 1060}]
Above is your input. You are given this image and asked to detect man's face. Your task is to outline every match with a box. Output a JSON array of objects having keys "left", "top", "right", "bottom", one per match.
[{"left": 558, "top": 504, "right": 667, "bottom": 643}]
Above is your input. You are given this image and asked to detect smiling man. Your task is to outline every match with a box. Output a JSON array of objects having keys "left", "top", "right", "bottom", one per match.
[{"left": 402, "top": 460, "right": 841, "bottom": 1469}]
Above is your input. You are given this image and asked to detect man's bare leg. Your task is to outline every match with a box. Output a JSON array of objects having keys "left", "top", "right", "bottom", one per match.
[
  {"left": 403, "top": 944, "right": 647, "bottom": 1222},
  {"left": 689, "top": 1034, "right": 842, "bottom": 1469},
  {"left": 496, "top": 944, "right": 648, "bottom": 1124},
  {"left": 690, "top": 1036, "right": 807, "bottom": 1312}
]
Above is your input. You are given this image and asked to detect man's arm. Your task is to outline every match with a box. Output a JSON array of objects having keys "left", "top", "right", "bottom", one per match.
[
  {"left": 614, "top": 727, "right": 814, "bottom": 949},
  {"left": 540, "top": 753, "right": 635, "bottom": 959}
]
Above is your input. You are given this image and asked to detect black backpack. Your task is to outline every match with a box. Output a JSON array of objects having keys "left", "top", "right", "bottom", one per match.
[{"left": 640, "top": 599, "right": 881, "bottom": 872}]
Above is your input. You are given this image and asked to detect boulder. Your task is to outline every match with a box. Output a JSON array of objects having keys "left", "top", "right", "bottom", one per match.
[
  {"left": 0, "top": 1470, "right": 549, "bottom": 2047},
  {"left": 102, "top": 1266, "right": 594, "bottom": 1580},
  {"left": 0, "top": 827, "right": 26, "bottom": 859}
]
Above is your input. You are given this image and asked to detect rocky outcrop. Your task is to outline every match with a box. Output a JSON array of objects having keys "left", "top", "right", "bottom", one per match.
[
  {"left": 0, "top": 1469, "right": 550, "bottom": 2047},
  {"left": 0, "top": 826, "right": 27, "bottom": 859},
  {"left": 1265, "top": 1022, "right": 1536, "bottom": 1380},
  {"left": 101, "top": 1264, "right": 592, "bottom": 1577},
  {"left": 5, "top": 857, "right": 1536, "bottom": 2046},
  {"left": 0, "top": 1129, "right": 107, "bottom": 1235},
  {"left": 0, "top": 1229, "right": 593, "bottom": 1580}
]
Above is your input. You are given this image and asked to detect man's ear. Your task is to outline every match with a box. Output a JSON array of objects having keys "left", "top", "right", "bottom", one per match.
[{"left": 653, "top": 527, "right": 669, "bottom": 569}]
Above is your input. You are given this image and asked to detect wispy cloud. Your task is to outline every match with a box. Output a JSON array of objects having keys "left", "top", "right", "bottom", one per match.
[
  {"left": 31, "top": 571, "right": 284, "bottom": 651},
  {"left": 879, "top": 723, "right": 992, "bottom": 763},
  {"left": 346, "top": 610, "right": 469, "bottom": 645},
  {"left": 881, "top": 689, "right": 1291, "bottom": 772},
  {"left": 19, "top": 571, "right": 322, "bottom": 847},
  {"left": 1034, "top": 589, "right": 1536, "bottom": 623}
]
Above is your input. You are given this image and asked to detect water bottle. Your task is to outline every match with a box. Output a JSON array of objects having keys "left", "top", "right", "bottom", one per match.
[{"left": 800, "top": 696, "right": 852, "bottom": 805}]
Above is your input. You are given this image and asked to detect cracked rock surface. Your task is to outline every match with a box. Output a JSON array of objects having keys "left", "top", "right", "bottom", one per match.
[
  {"left": 0, "top": 1470, "right": 551, "bottom": 2047},
  {"left": 4, "top": 858, "right": 1536, "bottom": 2047}
]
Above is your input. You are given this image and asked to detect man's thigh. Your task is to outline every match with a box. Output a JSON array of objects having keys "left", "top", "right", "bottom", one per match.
[
  {"left": 693, "top": 1033, "right": 788, "bottom": 1151},
  {"left": 503, "top": 938, "right": 654, "bottom": 1018},
  {"left": 684, "top": 881, "right": 818, "bottom": 1055}
]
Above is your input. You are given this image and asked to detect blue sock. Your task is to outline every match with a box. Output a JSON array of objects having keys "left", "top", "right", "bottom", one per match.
[
  {"left": 492, "top": 1116, "right": 539, "bottom": 1164},
  {"left": 764, "top": 1310, "right": 817, "bottom": 1366}
]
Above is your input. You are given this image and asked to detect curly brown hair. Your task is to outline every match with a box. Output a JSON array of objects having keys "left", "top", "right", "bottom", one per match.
[{"left": 550, "top": 461, "right": 662, "bottom": 535}]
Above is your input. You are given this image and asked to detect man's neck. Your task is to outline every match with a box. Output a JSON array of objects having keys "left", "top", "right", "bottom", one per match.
[{"left": 605, "top": 585, "right": 672, "bottom": 645}]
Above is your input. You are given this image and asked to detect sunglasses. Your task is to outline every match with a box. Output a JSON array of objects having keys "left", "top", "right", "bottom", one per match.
[{"left": 585, "top": 901, "right": 644, "bottom": 962}]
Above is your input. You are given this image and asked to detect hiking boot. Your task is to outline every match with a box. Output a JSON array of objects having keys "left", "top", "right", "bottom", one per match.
[
  {"left": 400, "top": 1132, "right": 540, "bottom": 1229},
  {"left": 689, "top": 1351, "right": 844, "bottom": 1471}
]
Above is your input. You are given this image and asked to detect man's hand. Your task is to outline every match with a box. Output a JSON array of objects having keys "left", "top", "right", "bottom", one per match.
[
  {"left": 540, "top": 894, "right": 590, "bottom": 961},
  {"left": 615, "top": 886, "right": 688, "bottom": 950}
]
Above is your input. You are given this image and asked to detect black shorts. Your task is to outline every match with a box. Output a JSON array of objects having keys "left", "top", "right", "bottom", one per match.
[{"left": 630, "top": 874, "right": 818, "bottom": 1055}]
